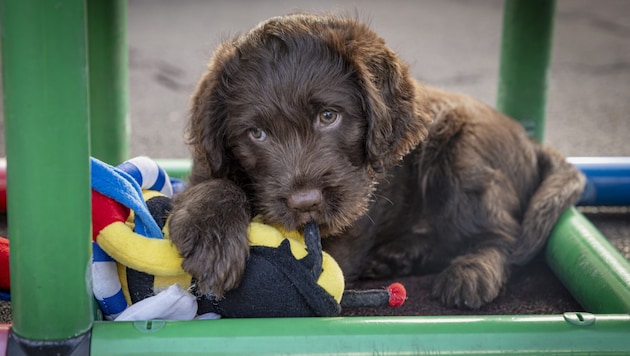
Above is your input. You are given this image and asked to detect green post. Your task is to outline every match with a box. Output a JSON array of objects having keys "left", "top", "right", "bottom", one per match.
[
  {"left": 1, "top": 0, "right": 93, "bottom": 343},
  {"left": 88, "top": 0, "right": 130, "bottom": 165},
  {"left": 497, "top": 0, "right": 556, "bottom": 142},
  {"left": 546, "top": 207, "right": 630, "bottom": 314}
]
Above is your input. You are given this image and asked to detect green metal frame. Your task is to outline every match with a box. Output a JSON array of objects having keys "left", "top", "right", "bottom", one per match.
[
  {"left": 89, "top": 314, "right": 630, "bottom": 355},
  {"left": 1, "top": 0, "right": 94, "bottom": 341},
  {"left": 547, "top": 208, "right": 630, "bottom": 313},
  {"left": 1, "top": 0, "right": 629, "bottom": 354},
  {"left": 497, "top": 0, "right": 556, "bottom": 142},
  {"left": 88, "top": 0, "right": 130, "bottom": 165}
]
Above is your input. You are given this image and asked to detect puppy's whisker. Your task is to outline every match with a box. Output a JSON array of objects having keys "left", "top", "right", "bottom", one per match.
[
  {"left": 372, "top": 193, "right": 394, "bottom": 206},
  {"left": 364, "top": 213, "right": 376, "bottom": 226}
]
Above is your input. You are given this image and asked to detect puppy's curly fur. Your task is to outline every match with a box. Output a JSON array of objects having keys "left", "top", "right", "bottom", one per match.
[{"left": 169, "top": 13, "right": 585, "bottom": 309}]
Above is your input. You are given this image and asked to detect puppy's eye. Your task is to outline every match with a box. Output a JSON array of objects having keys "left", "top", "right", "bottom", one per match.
[
  {"left": 318, "top": 110, "right": 341, "bottom": 127},
  {"left": 248, "top": 127, "right": 267, "bottom": 142}
]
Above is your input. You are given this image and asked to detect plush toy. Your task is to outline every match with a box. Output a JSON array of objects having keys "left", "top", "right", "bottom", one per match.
[
  {"left": 0, "top": 157, "right": 406, "bottom": 318},
  {"left": 0, "top": 158, "right": 7, "bottom": 213},
  {"left": 92, "top": 156, "right": 406, "bottom": 320},
  {"left": 0, "top": 236, "right": 9, "bottom": 300}
]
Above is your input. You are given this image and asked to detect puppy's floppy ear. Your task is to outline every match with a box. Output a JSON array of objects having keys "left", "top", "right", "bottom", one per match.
[
  {"left": 345, "top": 26, "right": 432, "bottom": 173},
  {"left": 187, "top": 42, "right": 238, "bottom": 182}
]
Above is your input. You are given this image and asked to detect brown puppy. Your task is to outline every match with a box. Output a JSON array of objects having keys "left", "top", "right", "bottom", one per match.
[{"left": 169, "top": 13, "right": 585, "bottom": 309}]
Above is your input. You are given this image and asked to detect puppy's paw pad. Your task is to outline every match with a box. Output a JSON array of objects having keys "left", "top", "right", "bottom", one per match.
[
  {"left": 363, "top": 260, "right": 397, "bottom": 279},
  {"left": 362, "top": 249, "right": 417, "bottom": 279},
  {"left": 362, "top": 238, "right": 432, "bottom": 279}
]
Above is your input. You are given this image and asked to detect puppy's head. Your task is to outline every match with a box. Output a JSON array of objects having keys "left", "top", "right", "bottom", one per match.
[{"left": 188, "top": 13, "right": 431, "bottom": 235}]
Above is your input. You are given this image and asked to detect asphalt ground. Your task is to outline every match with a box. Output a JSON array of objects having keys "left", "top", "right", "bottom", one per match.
[
  {"left": 120, "top": 0, "right": 630, "bottom": 159},
  {"left": 0, "top": 0, "right": 628, "bottom": 322}
]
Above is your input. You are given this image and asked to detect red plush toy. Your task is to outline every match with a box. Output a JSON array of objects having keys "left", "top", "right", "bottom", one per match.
[{"left": 0, "top": 237, "right": 9, "bottom": 292}]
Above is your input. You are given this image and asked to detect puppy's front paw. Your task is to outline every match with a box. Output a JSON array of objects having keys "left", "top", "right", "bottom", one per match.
[
  {"left": 431, "top": 250, "right": 508, "bottom": 309},
  {"left": 169, "top": 180, "right": 251, "bottom": 297},
  {"left": 175, "top": 224, "right": 249, "bottom": 298}
]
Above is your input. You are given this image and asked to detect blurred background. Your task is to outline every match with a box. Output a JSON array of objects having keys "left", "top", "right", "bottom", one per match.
[{"left": 2, "top": 0, "right": 629, "bottom": 159}]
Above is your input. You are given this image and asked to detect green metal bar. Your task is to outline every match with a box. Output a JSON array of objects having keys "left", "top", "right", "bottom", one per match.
[
  {"left": 547, "top": 207, "right": 630, "bottom": 314},
  {"left": 88, "top": 0, "right": 130, "bottom": 165},
  {"left": 91, "top": 315, "right": 630, "bottom": 355},
  {"left": 497, "top": 0, "right": 556, "bottom": 141},
  {"left": 1, "top": 0, "right": 93, "bottom": 341},
  {"left": 155, "top": 158, "right": 192, "bottom": 180}
]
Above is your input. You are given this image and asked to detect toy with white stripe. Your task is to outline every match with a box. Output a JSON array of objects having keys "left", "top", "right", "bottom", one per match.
[
  {"left": 91, "top": 156, "right": 174, "bottom": 320},
  {"left": 117, "top": 157, "right": 173, "bottom": 197}
]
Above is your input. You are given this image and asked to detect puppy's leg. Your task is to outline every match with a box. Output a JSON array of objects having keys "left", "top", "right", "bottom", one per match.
[
  {"left": 169, "top": 179, "right": 251, "bottom": 297},
  {"left": 430, "top": 166, "right": 521, "bottom": 309}
]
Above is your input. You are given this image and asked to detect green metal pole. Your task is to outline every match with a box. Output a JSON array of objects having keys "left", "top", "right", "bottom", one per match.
[
  {"left": 91, "top": 315, "right": 630, "bottom": 355},
  {"left": 497, "top": 0, "right": 556, "bottom": 142},
  {"left": 546, "top": 207, "right": 630, "bottom": 314},
  {"left": 88, "top": 0, "right": 130, "bottom": 165},
  {"left": 154, "top": 158, "right": 192, "bottom": 180},
  {"left": 1, "top": 0, "right": 93, "bottom": 341}
]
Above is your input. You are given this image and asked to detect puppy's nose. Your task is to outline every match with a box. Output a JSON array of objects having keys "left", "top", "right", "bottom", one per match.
[{"left": 288, "top": 188, "right": 322, "bottom": 211}]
